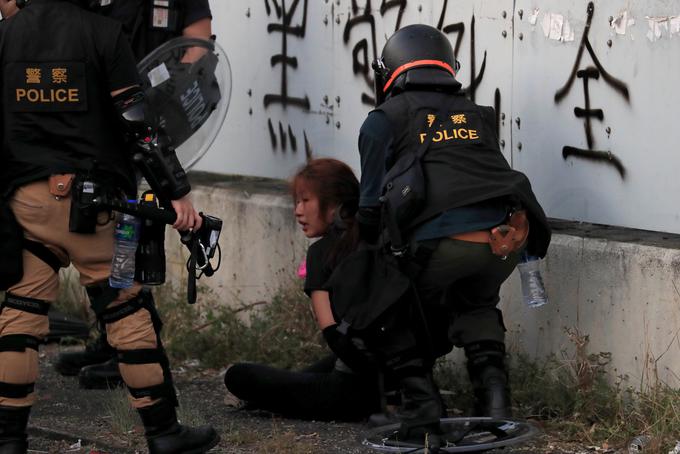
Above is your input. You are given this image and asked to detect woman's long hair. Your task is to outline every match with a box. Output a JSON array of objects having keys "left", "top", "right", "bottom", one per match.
[{"left": 291, "top": 158, "right": 361, "bottom": 266}]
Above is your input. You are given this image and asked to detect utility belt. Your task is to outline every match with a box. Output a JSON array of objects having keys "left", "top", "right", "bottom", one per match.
[
  {"left": 450, "top": 209, "right": 529, "bottom": 258},
  {"left": 61, "top": 172, "right": 223, "bottom": 302},
  {"left": 49, "top": 173, "right": 118, "bottom": 234},
  {"left": 59, "top": 173, "right": 169, "bottom": 286}
]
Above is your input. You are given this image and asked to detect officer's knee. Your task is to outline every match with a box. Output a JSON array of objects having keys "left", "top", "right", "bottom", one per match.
[
  {"left": 98, "top": 290, "right": 175, "bottom": 408},
  {"left": 0, "top": 293, "right": 49, "bottom": 406}
]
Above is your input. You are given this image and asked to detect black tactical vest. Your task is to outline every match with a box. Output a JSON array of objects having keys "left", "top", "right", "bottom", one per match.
[
  {"left": 376, "top": 90, "right": 551, "bottom": 257},
  {"left": 97, "top": 0, "right": 187, "bottom": 61},
  {"left": 0, "top": 0, "right": 139, "bottom": 197}
]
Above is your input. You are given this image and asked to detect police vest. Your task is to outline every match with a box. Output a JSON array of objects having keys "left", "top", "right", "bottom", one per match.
[
  {"left": 0, "top": 0, "right": 139, "bottom": 196},
  {"left": 376, "top": 90, "right": 551, "bottom": 257},
  {"left": 96, "top": 0, "right": 191, "bottom": 61}
]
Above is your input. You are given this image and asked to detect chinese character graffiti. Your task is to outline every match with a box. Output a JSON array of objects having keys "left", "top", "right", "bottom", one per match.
[
  {"left": 342, "top": 0, "right": 406, "bottom": 106},
  {"left": 342, "top": 0, "right": 504, "bottom": 140},
  {"left": 555, "top": 1, "right": 629, "bottom": 178},
  {"left": 264, "top": 0, "right": 312, "bottom": 158}
]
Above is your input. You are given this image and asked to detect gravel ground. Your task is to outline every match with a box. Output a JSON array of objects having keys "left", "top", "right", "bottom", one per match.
[{"left": 26, "top": 344, "right": 608, "bottom": 454}]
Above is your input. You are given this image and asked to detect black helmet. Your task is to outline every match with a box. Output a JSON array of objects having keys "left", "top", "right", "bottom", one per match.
[{"left": 372, "top": 24, "right": 461, "bottom": 106}]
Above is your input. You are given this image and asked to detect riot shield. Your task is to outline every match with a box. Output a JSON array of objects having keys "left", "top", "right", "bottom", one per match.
[{"left": 137, "top": 37, "right": 232, "bottom": 170}]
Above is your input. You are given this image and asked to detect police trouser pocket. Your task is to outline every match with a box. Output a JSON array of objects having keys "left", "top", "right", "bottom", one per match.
[{"left": 0, "top": 202, "right": 24, "bottom": 290}]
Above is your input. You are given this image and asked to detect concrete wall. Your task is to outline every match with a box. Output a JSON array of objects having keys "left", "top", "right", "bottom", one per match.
[
  {"left": 198, "top": 0, "right": 680, "bottom": 235},
  {"left": 165, "top": 174, "right": 309, "bottom": 308},
  {"left": 176, "top": 175, "right": 680, "bottom": 387}
]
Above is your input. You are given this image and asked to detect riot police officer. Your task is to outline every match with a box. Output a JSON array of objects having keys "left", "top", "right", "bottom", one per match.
[
  {"left": 53, "top": 0, "right": 213, "bottom": 389},
  {"left": 0, "top": 1, "right": 218, "bottom": 452},
  {"left": 356, "top": 24, "right": 551, "bottom": 444}
]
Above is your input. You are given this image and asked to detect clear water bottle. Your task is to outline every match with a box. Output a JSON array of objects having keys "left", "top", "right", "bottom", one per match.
[
  {"left": 517, "top": 251, "right": 548, "bottom": 308},
  {"left": 628, "top": 435, "right": 650, "bottom": 453},
  {"left": 109, "top": 210, "right": 140, "bottom": 289}
]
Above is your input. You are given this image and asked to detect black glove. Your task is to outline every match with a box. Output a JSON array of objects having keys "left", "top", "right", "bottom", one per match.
[
  {"left": 356, "top": 207, "right": 381, "bottom": 244},
  {"left": 322, "top": 324, "right": 376, "bottom": 374}
]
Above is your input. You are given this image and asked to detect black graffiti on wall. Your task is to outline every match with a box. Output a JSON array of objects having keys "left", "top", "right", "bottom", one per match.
[
  {"left": 436, "top": 0, "right": 488, "bottom": 103},
  {"left": 342, "top": 0, "right": 406, "bottom": 106},
  {"left": 555, "top": 2, "right": 629, "bottom": 178},
  {"left": 343, "top": 1, "right": 491, "bottom": 108},
  {"left": 264, "top": 0, "right": 312, "bottom": 158}
]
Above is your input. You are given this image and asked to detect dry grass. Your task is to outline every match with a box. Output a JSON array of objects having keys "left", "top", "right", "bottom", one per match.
[
  {"left": 155, "top": 282, "right": 326, "bottom": 370},
  {"left": 435, "top": 326, "right": 680, "bottom": 453}
]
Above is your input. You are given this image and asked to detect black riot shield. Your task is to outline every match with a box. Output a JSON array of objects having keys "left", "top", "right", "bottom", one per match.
[{"left": 137, "top": 37, "right": 232, "bottom": 170}]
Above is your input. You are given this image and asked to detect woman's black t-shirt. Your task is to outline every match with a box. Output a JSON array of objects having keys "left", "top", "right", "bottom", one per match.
[{"left": 303, "top": 230, "right": 340, "bottom": 296}]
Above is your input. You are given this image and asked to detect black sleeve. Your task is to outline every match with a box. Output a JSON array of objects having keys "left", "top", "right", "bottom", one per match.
[
  {"left": 102, "top": 24, "right": 141, "bottom": 92},
  {"left": 358, "top": 111, "right": 393, "bottom": 209},
  {"left": 303, "top": 236, "right": 332, "bottom": 296},
  {"left": 182, "top": 0, "right": 212, "bottom": 29}
]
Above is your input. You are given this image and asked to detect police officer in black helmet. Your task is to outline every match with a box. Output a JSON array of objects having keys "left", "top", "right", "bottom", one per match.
[
  {"left": 51, "top": 0, "right": 213, "bottom": 390},
  {"left": 356, "top": 24, "right": 551, "bottom": 445},
  {"left": 0, "top": 0, "right": 218, "bottom": 452}
]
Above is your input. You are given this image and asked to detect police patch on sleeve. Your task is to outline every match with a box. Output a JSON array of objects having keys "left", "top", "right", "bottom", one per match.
[
  {"left": 5, "top": 61, "right": 88, "bottom": 112},
  {"left": 417, "top": 110, "right": 483, "bottom": 146}
]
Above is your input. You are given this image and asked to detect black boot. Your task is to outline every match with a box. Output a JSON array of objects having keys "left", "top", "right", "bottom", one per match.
[
  {"left": 138, "top": 399, "right": 219, "bottom": 454},
  {"left": 465, "top": 341, "right": 512, "bottom": 419},
  {"left": 78, "top": 358, "right": 123, "bottom": 389},
  {"left": 0, "top": 406, "right": 30, "bottom": 454},
  {"left": 396, "top": 374, "right": 443, "bottom": 452},
  {"left": 54, "top": 328, "right": 115, "bottom": 376}
]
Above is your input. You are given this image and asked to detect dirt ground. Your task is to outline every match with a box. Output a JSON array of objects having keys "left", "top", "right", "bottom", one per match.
[{"left": 26, "top": 344, "right": 607, "bottom": 454}]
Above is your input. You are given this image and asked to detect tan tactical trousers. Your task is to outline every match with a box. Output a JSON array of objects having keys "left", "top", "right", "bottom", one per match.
[{"left": 0, "top": 180, "right": 163, "bottom": 408}]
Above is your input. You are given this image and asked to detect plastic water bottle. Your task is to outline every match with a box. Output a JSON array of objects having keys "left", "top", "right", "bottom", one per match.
[
  {"left": 109, "top": 210, "right": 140, "bottom": 288},
  {"left": 628, "top": 435, "right": 650, "bottom": 453},
  {"left": 517, "top": 251, "right": 548, "bottom": 308}
]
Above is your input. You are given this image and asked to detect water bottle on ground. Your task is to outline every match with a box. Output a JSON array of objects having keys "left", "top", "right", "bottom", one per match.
[
  {"left": 517, "top": 251, "right": 548, "bottom": 308},
  {"left": 667, "top": 440, "right": 680, "bottom": 454},
  {"left": 628, "top": 435, "right": 650, "bottom": 453},
  {"left": 110, "top": 210, "right": 141, "bottom": 288}
]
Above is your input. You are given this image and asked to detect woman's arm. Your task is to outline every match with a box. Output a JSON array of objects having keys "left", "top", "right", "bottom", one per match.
[
  {"left": 310, "top": 290, "right": 336, "bottom": 330},
  {"left": 312, "top": 290, "right": 376, "bottom": 373}
]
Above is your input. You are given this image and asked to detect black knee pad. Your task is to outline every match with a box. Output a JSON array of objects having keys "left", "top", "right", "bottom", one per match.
[
  {"left": 0, "top": 293, "right": 48, "bottom": 399},
  {"left": 99, "top": 290, "right": 176, "bottom": 405},
  {"left": 0, "top": 334, "right": 41, "bottom": 399},
  {"left": 86, "top": 282, "right": 121, "bottom": 317},
  {"left": 2, "top": 293, "right": 50, "bottom": 318}
]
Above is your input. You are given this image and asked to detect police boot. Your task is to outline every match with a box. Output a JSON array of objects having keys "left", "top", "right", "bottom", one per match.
[
  {"left": 138, "top": 399, "right": 219, "bottom": 454},
  {"left": 54, "top": 328, "right": 115, "bottom": 376},
  {"left": 396, "top": 374, "right": 443, "bottom": 452},
  {"left": 78, "top": 358, "right": 123, "bottom": 389},
  {"left": 0, "top": 406, "right": 30, "bottom": 454},
  {"left": 465, "top": 341, "right": 512, "bottom": 419}
]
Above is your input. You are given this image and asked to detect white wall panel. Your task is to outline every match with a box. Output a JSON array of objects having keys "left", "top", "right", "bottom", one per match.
[{"left": 198, "top": 0, "right": 680, "bottom": 234}]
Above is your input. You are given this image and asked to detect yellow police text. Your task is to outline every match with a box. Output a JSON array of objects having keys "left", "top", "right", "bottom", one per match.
[
  {"left": 16, "top": 88, "right": 80, "bottom": 103},
  {"left": 419, "top": 128, "right": 479, "bottom": 143}
]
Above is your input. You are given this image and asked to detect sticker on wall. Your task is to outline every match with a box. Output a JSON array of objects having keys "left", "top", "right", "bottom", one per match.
[
  {"left": 611, "top": 10, "right": 635, "bottom": 35},
  {"left": 646, "top": 16, "right": 670, "bottom": 42},
  {"left": 542, "top": 13, "right": 575, "bottom": 42},
  {"left": 528, "top": 8, "right": 540, "bottom": 25}
]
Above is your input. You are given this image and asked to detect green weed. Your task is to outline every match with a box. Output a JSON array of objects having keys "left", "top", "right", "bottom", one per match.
[{"left": 155, "top": 282, "right": 326, "bottom": 370}]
